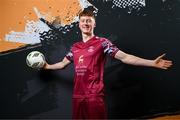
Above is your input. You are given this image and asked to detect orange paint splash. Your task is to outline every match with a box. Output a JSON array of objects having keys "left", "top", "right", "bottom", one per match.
[{"left": 0, "top": 0, "right": 82, "bottom": 52}]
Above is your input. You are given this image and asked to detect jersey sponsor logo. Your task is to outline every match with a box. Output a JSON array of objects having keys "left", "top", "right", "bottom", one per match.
[
  {"left": 87, "top": 46, "right": 94, "bottom": 52},
  {"left": 78, "top": 55, "right": 84, "bottom": 64},
  {"left": 76, "top": 65, "right": 87, "bottom": 76}
]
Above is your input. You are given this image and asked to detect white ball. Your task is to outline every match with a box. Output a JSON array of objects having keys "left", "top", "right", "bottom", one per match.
[{"left": 26, "top": 51, "right": 45, "bottom": 69}]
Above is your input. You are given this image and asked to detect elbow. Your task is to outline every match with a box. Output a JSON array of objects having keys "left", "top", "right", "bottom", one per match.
[
  {"left": 60, "top": 61, "right": 67, "bottom": 69},
  {"left": 60, "top": 64, "right": 65, "bottom": 69}
]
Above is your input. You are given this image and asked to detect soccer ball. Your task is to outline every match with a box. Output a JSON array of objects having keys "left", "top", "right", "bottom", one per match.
[{"left": 26, "top": 51, "right": 45, "bottom": 69}]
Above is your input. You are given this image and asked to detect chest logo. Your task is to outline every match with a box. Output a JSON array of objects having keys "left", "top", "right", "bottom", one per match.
[
  {"left": 78, "top": 55, "right": 84, "bottom": 64},
  {"left": 88, "top": 46, "right": 94, "bottom": 52}
]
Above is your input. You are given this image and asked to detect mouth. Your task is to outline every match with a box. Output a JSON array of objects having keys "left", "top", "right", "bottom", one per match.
[
  {"left": 82, "top": 26, "right": 89, "bottom": 29},
  {"left": 82, "top": 27, "right": 90, "bottom": 31}
]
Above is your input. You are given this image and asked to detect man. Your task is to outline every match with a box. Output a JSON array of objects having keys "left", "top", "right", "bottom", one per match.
[{"left": 44, "top": 9, "right": 172, "bottom": 119}]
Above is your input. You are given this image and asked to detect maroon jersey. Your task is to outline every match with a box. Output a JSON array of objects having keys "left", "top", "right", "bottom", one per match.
[{"left": 66, "top": 36, "right": 119, "bottom": 98}]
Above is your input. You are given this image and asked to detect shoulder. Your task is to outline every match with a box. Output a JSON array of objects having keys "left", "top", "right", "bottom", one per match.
[
  {"left": 95, "top": 36, "right": 113, "bottom": 47},
  {"left": 71, "top": 41, "right": 82, "bottom": 48},
  {"left": 95, "top": 36, "right": 109, "bottom": 42},
  {"left": 94, "top": 36, "right": 112, "bottom": 46}
]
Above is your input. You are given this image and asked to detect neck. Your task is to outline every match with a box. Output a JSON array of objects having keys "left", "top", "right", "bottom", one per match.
[{"left": 82, "top": 33, "right": 94, "bottom": 43}]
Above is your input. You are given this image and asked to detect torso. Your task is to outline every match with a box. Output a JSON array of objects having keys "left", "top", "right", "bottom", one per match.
[{"left": 72, "top": 36, "right": 106, "bottom": 97}]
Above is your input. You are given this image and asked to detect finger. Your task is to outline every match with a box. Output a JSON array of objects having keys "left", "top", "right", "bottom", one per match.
[
  {"left": 163, "top": 63, "right": 173, "bottom": 68},
  {"left": 163, "top": 60, "right": 172, "bottom": 63},
  {"left": 161, "top": 60, "right": 172, "bottom": 65},
  {"left": 158, "top": 53, "right": 166, "bottom": 59},
  {"left": 161, "top": 67, "right": 168, "bottom": 70},
  {"left": 164, "top": 61, "right": 173, "bottom": 64},
  {"left": 164, "top": 62, "right": 173, "bottom": 66},
  {"left": 163, "top": 64, "right": 172, "bottom": 68}
]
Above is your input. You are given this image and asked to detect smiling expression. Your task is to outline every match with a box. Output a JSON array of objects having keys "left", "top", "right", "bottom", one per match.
[{"left": 79, "top": 16, "right": 96, "bottom": 35}]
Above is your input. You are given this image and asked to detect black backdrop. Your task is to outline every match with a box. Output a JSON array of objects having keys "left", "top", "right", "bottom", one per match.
[{"left": 0, "top": 0, "right": 180, "bottom": 119}]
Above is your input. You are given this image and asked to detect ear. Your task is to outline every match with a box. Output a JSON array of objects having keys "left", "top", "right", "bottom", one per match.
[{"left": 94, "top": 22, "right": 96, "bottom": 28}]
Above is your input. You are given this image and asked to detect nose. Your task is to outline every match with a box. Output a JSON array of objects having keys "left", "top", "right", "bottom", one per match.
[
  {"left": 82, "top": 22, "right": 88, "bottom": 27},
  {"left": 83, "top": 21, "right": 88, "bottom": 24},
  {"left": 84, "top": 20, "right": 90, "bottom": 24}
]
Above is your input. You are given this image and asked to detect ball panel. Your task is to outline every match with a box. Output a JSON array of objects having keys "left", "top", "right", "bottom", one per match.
[
  {"left": 26, "top": 58, "right": 31, "bottom": 67},
  {"left": 32, "top": 52, "right": 40, "bottom": 57}
]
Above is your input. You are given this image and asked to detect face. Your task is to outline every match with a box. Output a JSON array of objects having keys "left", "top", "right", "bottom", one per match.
[{"left": 79, "top": 16, "right": 96, "bottom": 35}]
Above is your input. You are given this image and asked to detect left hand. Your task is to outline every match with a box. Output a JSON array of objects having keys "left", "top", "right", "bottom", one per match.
[{"left": 154, "top": 53, "right": 173, "bottom": 69}]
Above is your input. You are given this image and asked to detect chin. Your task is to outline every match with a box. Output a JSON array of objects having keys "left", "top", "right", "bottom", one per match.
[
  {"left": 82, "top": 31, "right": 91, "bottom": 35},
  {"left": 82, "top": 30, "right": 90, "bottom": 32}
]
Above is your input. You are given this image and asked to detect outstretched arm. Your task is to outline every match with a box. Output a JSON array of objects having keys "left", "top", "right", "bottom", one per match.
[
  {"left": 114, "top": 50, "right": 172, "bottom": 69},
  {"left": 44, "top": 57, "right": 71, "bottom": 70}
]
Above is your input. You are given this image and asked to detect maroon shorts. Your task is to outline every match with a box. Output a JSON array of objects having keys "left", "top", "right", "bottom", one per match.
[{"left": 72, "top": 95, "right": 107, "bottom": 119}]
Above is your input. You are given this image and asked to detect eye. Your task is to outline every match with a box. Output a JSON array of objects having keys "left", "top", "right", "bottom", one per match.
[
  {"left": 80, "top": 19, "right": 84, "bottom": 23},
  {"left": 87, "top": 19, "right": 92, "bottom": 23}
]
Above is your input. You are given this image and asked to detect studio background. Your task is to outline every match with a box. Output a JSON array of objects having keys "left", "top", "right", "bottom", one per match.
[{"left": 0, "top": 0, "right": 179, "bottom": 119}]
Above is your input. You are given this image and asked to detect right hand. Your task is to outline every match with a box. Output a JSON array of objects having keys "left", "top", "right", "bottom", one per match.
[{"left": 43, "top": 62, "right": 49, "bottom": 69}]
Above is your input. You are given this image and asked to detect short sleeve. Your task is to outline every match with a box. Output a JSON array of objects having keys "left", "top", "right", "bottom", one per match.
[
  {"left": 101, "top": 38, "right": 119, "bottom": 58},
  {"left": 65, "top": 48, "right": 73, "bottom": 62}
]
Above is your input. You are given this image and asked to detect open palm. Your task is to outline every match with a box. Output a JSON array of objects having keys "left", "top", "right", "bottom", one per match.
[{"left": 154, "top": 54, "right": 172, "bottom": 69}]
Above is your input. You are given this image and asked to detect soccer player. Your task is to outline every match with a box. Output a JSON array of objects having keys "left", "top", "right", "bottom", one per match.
[{"left": 44, "top": 9, "right": 172, "bottom": 119}]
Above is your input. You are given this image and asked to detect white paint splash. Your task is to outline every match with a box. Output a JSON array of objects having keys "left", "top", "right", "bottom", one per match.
[
  {"left": 5, "top": 7, "right": 50, "bottom": 44},
  {"left": 5, "top": 0, "right": 96, "bottom": 44},
  {"left": 5, "top": 20, "right": 50, "bottom": 44},
  {"left": 78, "top": 0, "right": 93, "bottom": 9},
  {"left": 79, "top": 0, "right": 98, "bottom": 13}
]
